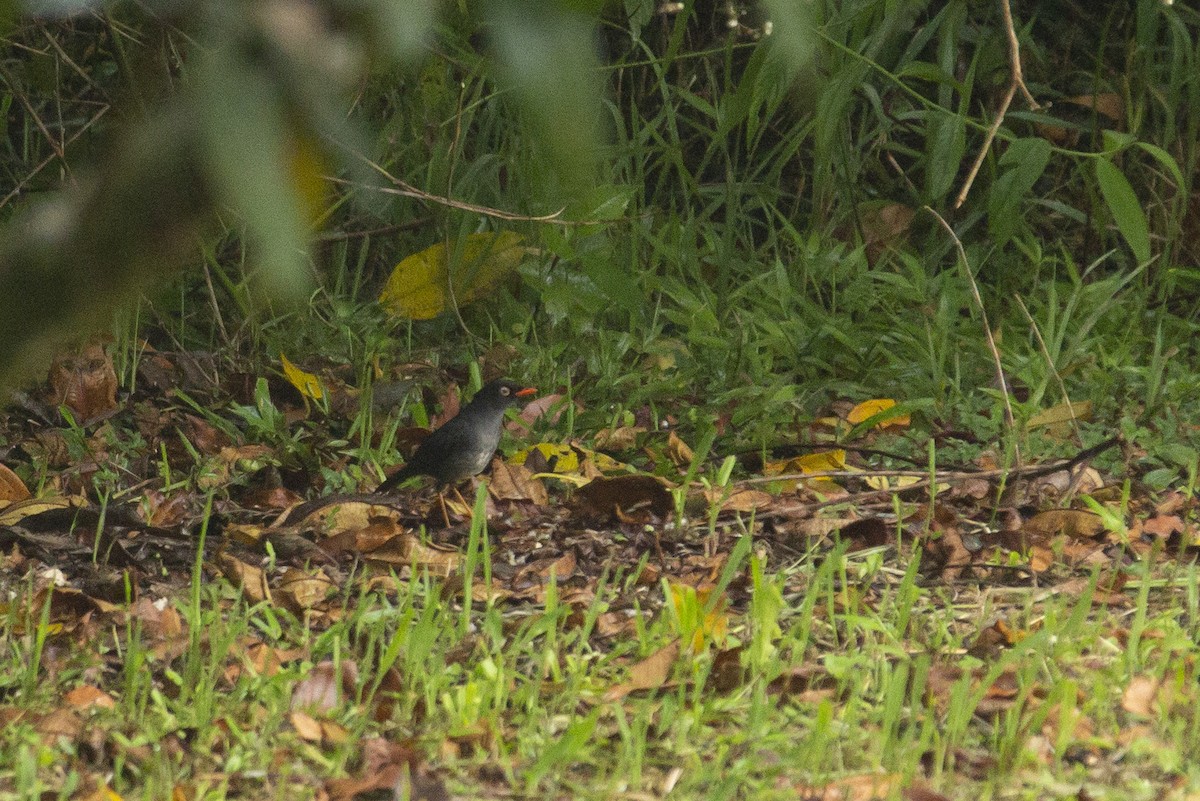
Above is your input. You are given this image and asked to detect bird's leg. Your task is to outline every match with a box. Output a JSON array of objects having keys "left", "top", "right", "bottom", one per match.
[
  {"left": 436, "top": 487, "right": 452, "bottom": 529},
  {"left": 451, "top": 484, "right": 471, "bottom": 516}
]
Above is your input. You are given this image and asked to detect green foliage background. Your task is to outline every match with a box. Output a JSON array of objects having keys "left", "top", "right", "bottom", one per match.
[{"left": 2, "top": 0, "right": 1199, "bottom": 463}]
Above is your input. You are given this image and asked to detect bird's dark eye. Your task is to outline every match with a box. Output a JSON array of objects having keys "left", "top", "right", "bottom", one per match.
[{"left": 500, "top": 386, "right": 511, "bottom": 396}]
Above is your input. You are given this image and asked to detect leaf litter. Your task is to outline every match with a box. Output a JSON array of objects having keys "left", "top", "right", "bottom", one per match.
[{"left": 1, "top": 346, "right": 1198, "bottom": 798}]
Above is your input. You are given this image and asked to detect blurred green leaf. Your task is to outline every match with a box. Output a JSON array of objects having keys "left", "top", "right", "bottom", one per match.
[
  {"left": 357, "top": 0, "right": 439, "bottom": 62},
  {"left": 486, "top": 0, "right": 606, "bottom": 195},
  {"left": 761, "top": 0, "right": 817, "bottom": 70},
  {"left": 196, "top": 42, "right": 312, "bottom": 303}
]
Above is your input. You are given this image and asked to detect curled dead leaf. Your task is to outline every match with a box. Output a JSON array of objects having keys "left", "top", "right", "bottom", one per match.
[
  {"left": 665, "top": 430, "right": 695, "bottom": 468},
  {"left": 603, "top": 640, "right": 680, "bottom": 701},
  {"left": 0, "top": 464, "right": 30, "bottom": 503},
  {"left": 47, "top": 341, "right": 118, "bottom": 423},
  {"left": 217, "top": 554, "right": 271, "bottom": 604}
]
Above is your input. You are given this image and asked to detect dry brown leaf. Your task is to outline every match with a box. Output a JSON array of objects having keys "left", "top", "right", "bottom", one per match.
[
  {"left": 1064, "top": 92, "right": 1125, "bottom": 124},
  {"left": 575, "top": 474, "right": 674, "bottom": 521},
  {"left": 325, "top": 738, "right": 424, "bottom": 801},
  {"left": 0, "top": 495, "right": 85, "bottom": 526},
  {"left": 298, "top": 500, "right": 403, "bottom": 537},
  {"left": 292, "top": 660, "right": 358, "bottom": 715},
  {"left": 860, "top": 202, "right": 915, "bottom": 263},
  {"left": 364, "top": 532, "right": 461, "bottom": 575},
  {"left": 1137, "top": 514, "right": 1185, "bottom": 540},
  {"left": 534, "top": 552, "right": 576, "bottom": 583},
  {"left": 839, "top": 517, "right": 890, "bottom": 550},
  {"left": 603, "top": 640, "right": 680, "bottom": 701},
  {"left": 489, "top": 460, "right": 549, "bottom": 504},
  {"left": 703, "top": 486, "right": 773, "bottom": 514},
  {"left": 594, "top": 425, "right": 644, "bottom": 451},
  {"left": 790, "top": 772, "right": 902, "bottom": 801},
  {"left": 240, "top": 642, "right": 303, "bottom": 678},
  {"left": 351, "top": 519, "right": 407, "bottom": 553},
  {"left": 290, "top": 710, "right": 324, "bottom": 742},
  {"left": 241, "top": 486, "right": 305, "bottom": 511},
  {"left": 665, "top": 430, "right": 695, "bottom": 468},
  {"left": 276, "top": 568, "right": 335, "bottom": 611},
  {"left": 595, "top": 611, "right": 639, "bottom": 638},
  {"left": 223, "top": 522, "right": 267, "bottom": 547},
  {"left": 128, "top": 598, "right": 185, "bottom": 641},
  {"left": 138, "top": 489, "right": 191, "bottom": 528},
  {"left": 217, "top": 554, "right": 271, "bottom": 604},
  {"left": 507, "top": 392, "right": 571, "bottom": 434},
  {"left": 1024, "top": 509, "right": 1106, "bottom": 539},
  {"left": 64, "top": 685, "right": 116, "bottom": 710},
  {"left": 1155, "top": 491, "right": 1189, "bottom": 516},
  {"left": 1028, "top": 543, "right": 1055, "bottom": 573},
  {"left": 35, "top": 707, "right": 83, "bottom": 741},
  {"left": 179, "top": 414, "right": 230, "bottom": 456},
  {"left": 967, "top": 619, "right": 1026, "bottom": 659},
  {"left": 1121, "top": 675, "right": 1161, "bottom": 717}
]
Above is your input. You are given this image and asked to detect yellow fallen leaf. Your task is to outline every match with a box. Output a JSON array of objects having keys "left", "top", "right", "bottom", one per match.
[
  {"left": 513, "top": 442, "right": 580, "bottom": 473},
  {"left": 847, "top": 398, "right": 909, "bottom": 429},
  {"left": 864, "top": 474, "right": 925, "bottom": 491},
  {"left": 763, "top": 450, "right": 848, "bottom": 493},
  {"left": 280, "top": 353, "right": 324, "bottom": 400},
  {"left": 379, "top": 231, "right": 534, "bottom": 320},
  {"left": 1028, "top": 400, "right": 1092, "bottom": 429}
]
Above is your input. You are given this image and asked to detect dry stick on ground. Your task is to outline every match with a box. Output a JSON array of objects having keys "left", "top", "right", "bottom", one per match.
[
  {"left": 334, "top": 147, "right": 631, "bottom": 228},
  {"left": 925, "top": 205, "right": 1020, "bottom": 465},
  {"left": 754, "top": 437, "right": 1119, "bottom": 517},
  {"left": 953, "top": 0, "right": 1041, "bottom": 210},
  {"left": 328, "top": 174, "right": 564, "bottom": 223},
  {"left": 742, "top": 437, "right": 1118, "bottom": 486}
]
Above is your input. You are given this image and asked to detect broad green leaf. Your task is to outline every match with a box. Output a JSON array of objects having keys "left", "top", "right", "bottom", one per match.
[
  {"left": 898, "top": 61, "right": 961, "bottom": 87},
  {"left": 1101, "top": 129, "right": 1136, "bottom": 152},
  {"left": 567, "top": 183, "right": 636, "bottom": 221},
  {"left": 926, "top": 113, "right": 966, "bottom": 201},
  {"left": 582, "top": 253, "right": 640, "bottom": 312},
  {"left": 988, "top": 137, "right": 1051, "bottom": 244},
  {"left": 1095, "top": 157, "right": 1151, "bottom": 264},
  {"left": 379, "top": 231, "right": 533, "bottom": 320},
  {"left": 1135, "top": 142, "right": 1186, "bottom": 191}
]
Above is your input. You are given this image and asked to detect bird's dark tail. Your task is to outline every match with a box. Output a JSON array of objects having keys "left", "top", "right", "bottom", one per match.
[{"left": 376, "top": 464, "right": 418, "bottom": 493}]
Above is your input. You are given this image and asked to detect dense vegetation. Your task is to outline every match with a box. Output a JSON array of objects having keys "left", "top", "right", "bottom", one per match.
[{"left": 3, "top": 1, "right": 1200, "bottom": 799}]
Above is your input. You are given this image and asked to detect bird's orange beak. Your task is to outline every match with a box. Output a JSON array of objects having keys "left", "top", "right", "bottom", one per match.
[{"left": 516, "top": 387, "right": 537, "bottom": 398}]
